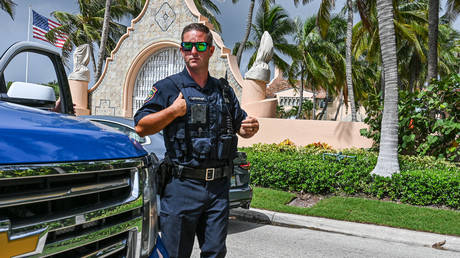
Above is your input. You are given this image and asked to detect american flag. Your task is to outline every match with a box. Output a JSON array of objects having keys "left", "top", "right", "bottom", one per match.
[{"left": 32, "top": 10, "right": 68, "bottom": 48}]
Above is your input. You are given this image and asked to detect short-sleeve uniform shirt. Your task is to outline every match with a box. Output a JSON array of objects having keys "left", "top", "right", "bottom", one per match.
[{"left": 134, "top": 68, "right": 247, "bottom": 168}]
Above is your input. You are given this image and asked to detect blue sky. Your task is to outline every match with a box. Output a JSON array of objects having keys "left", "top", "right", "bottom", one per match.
[{"left": 0, "top": 0, "right": 458, "bottom": 87}]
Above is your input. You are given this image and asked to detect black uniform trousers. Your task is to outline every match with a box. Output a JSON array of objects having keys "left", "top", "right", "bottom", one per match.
[{"left": 160, "top": 176, "right": 229, "bottom": 258}]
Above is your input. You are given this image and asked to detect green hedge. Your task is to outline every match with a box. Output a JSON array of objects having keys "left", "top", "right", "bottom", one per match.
[{"left": 240, "top": 144, "right": 460, "bottom": 209}]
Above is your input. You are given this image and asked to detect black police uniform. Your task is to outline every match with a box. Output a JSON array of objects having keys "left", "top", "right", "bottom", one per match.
[{"left": 134, "top": 68, "right": 247, "bottom": 258}]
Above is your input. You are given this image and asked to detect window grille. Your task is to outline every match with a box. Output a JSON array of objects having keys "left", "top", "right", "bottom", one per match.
[{"left": 132, "top": 47, "right": 184, "bottom": 113}]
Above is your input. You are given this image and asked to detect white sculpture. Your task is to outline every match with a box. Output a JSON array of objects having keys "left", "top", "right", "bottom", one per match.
[
  {"left": 244, "top": 31, "right": 274, "bottom": 83},
  {"left": 68, "top": 44, "right": 90, "bottom": 81},
  {"left": 241, "top": 31, "right": 277, "bottom": 118}
]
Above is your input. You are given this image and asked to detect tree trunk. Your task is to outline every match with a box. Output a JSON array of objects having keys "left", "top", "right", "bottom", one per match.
[
  {"left": 426, "top": 0, "right": 439, "bottom": 86},
  {"left": 409, "top": 55, "right": 420, "bottom": 92},
  {"left": 312, "top": 90, "right": 317, "bottom": 120},
  {"left": 380, "top": 67, "right": 385, "bottom": 100},
  {"left": 333, "top": 89, "right": 343, "bottom": 121},
  {"left": 372, "top": 0, "right": 400, "bottom": 177},
  {"left": 296, "top": 70, "right": 305, "bottom": 119},
  {"left": 96, "top": 0, "right": 112, "bottom": 81},
  {"left": 318, "top": 91, "right": 329, "bottom": 120},
  {"left": 409, "top": 57, "right": 415, "bottom": 92},
  {"left": 89, "top": 43, "right": 96, "bottom": 73},
  {"left": 236, "top": 0, "right": 255, "bottom": 66},
  {"left": 346, "top": 0, "right": 357, "bottom": 122}
]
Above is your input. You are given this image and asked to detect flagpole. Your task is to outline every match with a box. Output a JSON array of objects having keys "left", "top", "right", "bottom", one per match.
[{"left": 26, "top": 6, "right": 31, "bottom": 83}]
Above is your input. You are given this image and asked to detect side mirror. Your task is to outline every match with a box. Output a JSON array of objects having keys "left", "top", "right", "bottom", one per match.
[
  {"left": 7, "top": 82, "right": 56, "bottom": 109},
  {"left": 8, "top": 82, "right": 56, "bottom": 102}
]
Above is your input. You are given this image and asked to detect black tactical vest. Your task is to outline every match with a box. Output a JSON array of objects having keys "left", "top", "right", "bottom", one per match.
[{"left": 164, "top": 74, "right": 238, "bottom": 166}]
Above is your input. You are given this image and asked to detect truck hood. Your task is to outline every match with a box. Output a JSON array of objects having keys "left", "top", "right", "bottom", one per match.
[{"left": 0, "top": 101, "right": 147, "bottom": 165}]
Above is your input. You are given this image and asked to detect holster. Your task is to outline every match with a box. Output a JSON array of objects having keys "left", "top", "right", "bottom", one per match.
[{"left": 157, "top": 156, "right": 173, "bottom": 197}]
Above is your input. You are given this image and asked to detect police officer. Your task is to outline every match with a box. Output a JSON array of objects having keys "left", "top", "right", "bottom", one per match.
[{"left": 134, "top": 23, "right": 259, "bottom": 258}]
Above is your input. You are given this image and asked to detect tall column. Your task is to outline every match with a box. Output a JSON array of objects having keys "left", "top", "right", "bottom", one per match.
[{"left": 68, "top": 44, "right": 91, "bottom": 115}]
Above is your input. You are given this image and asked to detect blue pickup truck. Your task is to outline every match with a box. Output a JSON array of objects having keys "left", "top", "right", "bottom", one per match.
[{"left": 0, "top": 42, "right": 159, "bottom": 257}]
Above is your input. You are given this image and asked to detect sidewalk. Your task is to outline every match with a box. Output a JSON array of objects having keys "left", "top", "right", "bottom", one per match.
[{"left": 230, "top": 208, "right": 460, "bottom": 253}]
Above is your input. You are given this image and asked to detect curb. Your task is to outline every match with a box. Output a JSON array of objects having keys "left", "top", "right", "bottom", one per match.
[{"left": 230, "top": 208, "right": 460, "bottom": 253}]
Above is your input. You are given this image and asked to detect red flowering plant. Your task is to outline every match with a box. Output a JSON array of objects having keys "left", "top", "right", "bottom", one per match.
[
  {"left": 361, "top": 73, "right": 459, "bottom": 161},
  {"left": 408, "top": 119, "right": 414, "bottom": 130}
]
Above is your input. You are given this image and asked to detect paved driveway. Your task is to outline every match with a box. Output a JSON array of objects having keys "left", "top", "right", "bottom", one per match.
[{"left": 191, "top": 219, "right": 459, "bottom": 257}]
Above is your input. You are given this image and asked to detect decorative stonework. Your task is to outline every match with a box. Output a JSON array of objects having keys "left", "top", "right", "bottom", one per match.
[
  {"left": 94, "top": 99, "right": 116, "bottom": 116},
  {"left": 225, "top": 62, "right": 242, "bottom": 99},
  {"left": 89, "top": 0, "right": 245, "bottom": 118},
  {"left": 155, "top": 2, "right": 176, "bottom": 31}
]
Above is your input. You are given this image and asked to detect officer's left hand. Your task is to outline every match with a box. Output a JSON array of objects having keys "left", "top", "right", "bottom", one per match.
[{"left": 238, "top": 116, "right": 259, "bottom": 138}]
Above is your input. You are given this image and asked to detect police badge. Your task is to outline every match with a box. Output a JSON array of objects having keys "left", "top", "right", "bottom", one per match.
[{"left": 144, "top": 86, "right": 158, "bottom": 103}]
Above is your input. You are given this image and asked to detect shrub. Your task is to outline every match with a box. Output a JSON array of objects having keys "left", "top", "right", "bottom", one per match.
[
  {"left": 242, "top": 144, "right": 460, "bottom": 209},
  {"left": 361, "top": 73, "right": 460, "bottom": 161},
  {"left": 305, "top": 142, "right": 333, "bottom": 150}
]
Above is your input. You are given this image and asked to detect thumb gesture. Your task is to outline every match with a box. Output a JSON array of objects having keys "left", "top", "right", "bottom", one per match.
[{"left": 172, "top": 92, "right": 186, "bottom": 117}]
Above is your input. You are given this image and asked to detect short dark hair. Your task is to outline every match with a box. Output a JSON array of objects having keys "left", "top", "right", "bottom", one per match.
[{"left": 181, "top": 23, "right": 213, "bottom": 45}]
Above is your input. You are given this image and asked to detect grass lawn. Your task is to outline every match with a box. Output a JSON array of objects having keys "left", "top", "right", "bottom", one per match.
[{"left": 251, "top": 187, "right": 460, "bottom": 236}]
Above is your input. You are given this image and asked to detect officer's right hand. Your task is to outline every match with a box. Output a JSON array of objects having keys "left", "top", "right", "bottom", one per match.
[{"left": 171, "top": 92, "right": 187, "bottom": 117}]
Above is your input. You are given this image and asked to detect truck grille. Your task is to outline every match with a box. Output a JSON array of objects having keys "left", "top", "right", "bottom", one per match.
[
  {"left": 52, "top": 231, "right": 131, "bottom": 257},
  {"left": 0, "top": 158, "right": 147, "bottom": 257}
]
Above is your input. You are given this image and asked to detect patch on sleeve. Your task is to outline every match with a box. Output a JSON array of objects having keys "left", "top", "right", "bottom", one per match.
[{"left": 144, "top": 86, "right": 158, "bottom": 103}]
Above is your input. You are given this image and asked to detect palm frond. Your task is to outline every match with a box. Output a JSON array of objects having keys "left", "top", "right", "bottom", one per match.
[
  {"left": 316, "top": 0, "right": 334, "bottom": 39},
  {"left": 0, "top": 0, "right": 16, "bottom": 20},
  {"left": 441, "top": 0, "right": 460, "bottom": 24},
  {"left": 194, "top": 0, "right": 222, "bottom": 32},
  {"left": 394, "top": 21, "right": 426, "bottom": 62}
]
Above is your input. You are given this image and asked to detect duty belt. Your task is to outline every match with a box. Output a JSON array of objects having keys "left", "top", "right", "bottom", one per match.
[{"left": 173, "top": 166, "right": 231, "bottom": 181}]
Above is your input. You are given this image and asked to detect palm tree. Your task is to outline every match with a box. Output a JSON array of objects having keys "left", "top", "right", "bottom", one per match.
[
  {"left": 352, "top": 0, "right": 459, "bottom": 91},
  {"left": 287, "top": 56, "right": 307, "bottom": 119},
  {"left": 233, "top": 0, "right": 277, "bottom": 67},
  {"left": 317, "top": 0, "right": 361, "bottom": 121},
  {"left": 232, "top": 0, "right": 310, "bottom": 66},
  {"left": 288, "top": 60, "right": 321, "bottom": 120},
  {"left": 289, "top": 16, "right": 345, "bottom": 120},
  {"left": 119, "top": 0, "right": 146, "bottom": 17},
  {"left": 392, "top": 0, "right": 428, "bottom": 91},
  {"left": 194, "top": 0, "right": 222, "bottom": 33},
  {"left": 352, "top": 0, "right": 425, "bottom": 91},
  {"left": 96, "top": 0, "right": 145, "bottom": 80},
  {"left": 425, "top": 0, "right": 459, "bottom": 84},
  {"left": 426, "top": 0, "right": 439, "bottom": 85},
  {"left": 372, "top": 0, "right": 400, "bottom": 176},
  {"left": 0, "top": 0, "right": 15, "bottom": 20},
  {"left": 437, "top": 24, "right": 460, "bottom": 76},
  {"left": 233, "top": 0, "right": 257, "bottom": 66},
  {"left": 317, "top": 16, "right": 347, "bottom": 120},
  {"left": 234, "top": 5, "right": 296, "bottom": 73},
  {"left": 442, "top": 0, "right": 460, "bottom": 23},
  {"left": 46, "top": 0, "right": 127, "bottom": 72},
  {"left": 96, "top": 0, "right": 112, "bottom": 81},
  {"left": 345, "top": 0, "right": 357, "bottom": 121}
]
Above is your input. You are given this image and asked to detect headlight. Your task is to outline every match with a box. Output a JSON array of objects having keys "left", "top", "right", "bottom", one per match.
[{"left": 141, "top": 153, "right": 159, "bottom": 257}]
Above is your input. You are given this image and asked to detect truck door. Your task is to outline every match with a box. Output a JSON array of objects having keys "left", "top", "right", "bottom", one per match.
[{"left": 0, "top": 41, "right": 74, "bottom": 115}]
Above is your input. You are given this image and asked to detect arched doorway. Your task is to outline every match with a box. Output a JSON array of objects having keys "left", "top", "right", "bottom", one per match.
[{"left": 132, "top": 47, "right": 185, "bottom": 113}]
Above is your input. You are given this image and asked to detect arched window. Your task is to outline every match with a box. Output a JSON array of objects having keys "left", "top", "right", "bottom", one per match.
[{"left": 132, "top": 47, "right": 184, "bottom": 112}]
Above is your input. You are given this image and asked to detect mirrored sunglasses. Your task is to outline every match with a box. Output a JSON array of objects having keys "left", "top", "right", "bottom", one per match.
[{"left": 181, "top": 42, "right": 209, "bottom": 52}]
